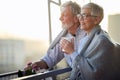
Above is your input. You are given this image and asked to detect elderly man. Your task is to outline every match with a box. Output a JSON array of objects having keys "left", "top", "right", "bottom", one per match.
[
  {"left": 24, "top": 1, "right": 85, "bottom": 73},
  {"left": 70, "top": 2, "right": 120, "bottom": 80}
]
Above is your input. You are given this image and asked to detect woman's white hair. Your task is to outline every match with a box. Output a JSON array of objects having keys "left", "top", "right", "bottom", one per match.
[{"left": 82, "top": 2, "right": 104, "bottom": 23}]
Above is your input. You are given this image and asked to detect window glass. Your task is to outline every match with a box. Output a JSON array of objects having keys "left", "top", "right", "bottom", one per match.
[{"left": 0, "top": 0, "right": 49, "bottom": 73}]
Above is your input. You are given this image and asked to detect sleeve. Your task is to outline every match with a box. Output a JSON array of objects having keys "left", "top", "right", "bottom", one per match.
[
  {"left": 42, "top": 43, "right": 64, "bottom": 69},
  {"left": 70, "top": 51, "right": 78, "bottom": 67}
]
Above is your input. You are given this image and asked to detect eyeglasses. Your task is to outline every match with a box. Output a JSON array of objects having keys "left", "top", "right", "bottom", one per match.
[{"left": 77, "top": 13, "right": 97, "bottom": 19}]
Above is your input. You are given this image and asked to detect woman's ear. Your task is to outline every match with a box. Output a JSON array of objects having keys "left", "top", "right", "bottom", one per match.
[{"left": 94, "top": 16, "right": 101, "bottom": 25}]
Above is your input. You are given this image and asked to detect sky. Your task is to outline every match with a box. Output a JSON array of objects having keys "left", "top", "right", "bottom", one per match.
[
  {"left": 0, "top": 0, "right": 49, "bottom": 40},
  {"left": 0, "top": 0, "right": 120, "bottom": 40}
]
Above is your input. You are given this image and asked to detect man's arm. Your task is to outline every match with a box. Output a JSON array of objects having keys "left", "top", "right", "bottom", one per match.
[
  {"left": 42, "top": 43, "right": 64, "bottom": 69},
  {"left": 24, "top": 30, "right": 67, "bottom": 71}
]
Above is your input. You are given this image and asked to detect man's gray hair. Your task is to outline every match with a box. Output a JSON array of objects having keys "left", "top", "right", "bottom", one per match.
[
  {"left": 83, "top": 2, "right": 104, "bottom": 23},
  {"left": 61, "top": 1, "right": 81, "bottom": 15}
]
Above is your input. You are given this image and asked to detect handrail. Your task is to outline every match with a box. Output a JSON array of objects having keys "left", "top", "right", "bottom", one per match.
[
  {"left": 12, "top": 67, "right": 72, "bottom": 80},
  {"left": 0, "top": 71, "right": 18, "bottom": 77}
]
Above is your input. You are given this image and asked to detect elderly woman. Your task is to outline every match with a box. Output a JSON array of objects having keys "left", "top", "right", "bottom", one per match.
[{"left": 69, "top": 2, "right": 120, "bottom": 80}]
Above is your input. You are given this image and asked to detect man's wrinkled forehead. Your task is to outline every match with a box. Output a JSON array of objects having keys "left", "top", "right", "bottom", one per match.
[{"left": 60, "top": 7, "right": 65, "bottom": 12}]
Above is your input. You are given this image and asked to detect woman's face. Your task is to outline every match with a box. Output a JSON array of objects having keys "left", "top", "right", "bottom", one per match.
[{"left": 79, "top": 8, "right": 97, "bottom": 34}]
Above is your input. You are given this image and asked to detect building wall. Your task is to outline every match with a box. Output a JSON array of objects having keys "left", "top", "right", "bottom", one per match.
[
  {"left": 0, "top": 39, "right": 25, "bottom": 73},
  {"left": 108, "top": 14, "right": 120, "bottom": 43},
  {"left": 0, "top": 38, "right": 49, "bottom": 74}
]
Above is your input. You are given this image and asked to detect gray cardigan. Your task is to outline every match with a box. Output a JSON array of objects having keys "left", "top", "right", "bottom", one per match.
[{"left": 70, "top": 25, "right": 120, "bottom": 80}]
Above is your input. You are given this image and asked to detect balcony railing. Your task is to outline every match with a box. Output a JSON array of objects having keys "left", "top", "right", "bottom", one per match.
[
  {"left": 0, "top": 67, "right": 72, "bottom": 80},
  {"left": 0, "top": 71, "right": 18, "bottom": 80}
]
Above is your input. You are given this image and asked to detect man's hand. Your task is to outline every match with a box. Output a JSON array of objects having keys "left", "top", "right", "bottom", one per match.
[{"left": 24, "top": 60, "right": 48, "bottom": 73}]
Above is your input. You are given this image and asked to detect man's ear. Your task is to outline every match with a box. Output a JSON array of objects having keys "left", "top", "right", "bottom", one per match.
[{"left": 74, "top": 16, "right": 79, "bottom": 23}]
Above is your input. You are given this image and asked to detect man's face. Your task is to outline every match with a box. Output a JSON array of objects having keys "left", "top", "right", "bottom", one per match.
[{"left": 60, "top": 6, "right": 75, "bottom": 30}]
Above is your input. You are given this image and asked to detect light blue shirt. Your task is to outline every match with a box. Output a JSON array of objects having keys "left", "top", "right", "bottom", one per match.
[{"left": 42, "top": 27, "right": 86, "bottom": 68}]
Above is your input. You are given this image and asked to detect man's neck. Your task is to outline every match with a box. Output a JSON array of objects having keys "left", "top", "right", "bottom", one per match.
[{"left": 68, "top": 24, "right": 79, "bottom": 36}]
